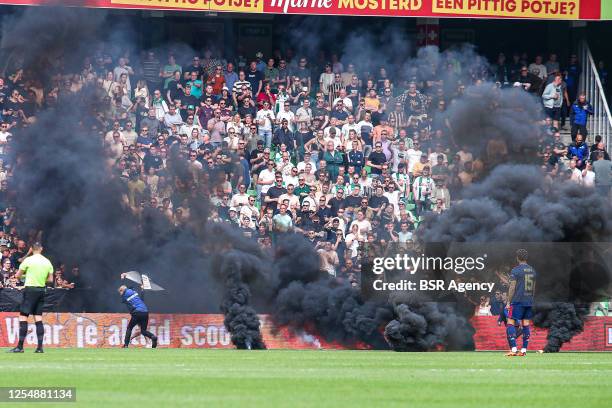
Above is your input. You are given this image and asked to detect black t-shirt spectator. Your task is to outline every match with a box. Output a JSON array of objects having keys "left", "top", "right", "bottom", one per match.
[
  {"left": 378, "top": 229, "right": 393, "bottom": 243},
  {"left": 327, "top": 196, "right": 346, "bottom": 216},
  {"left": 369, "top": 195, "right": 389, "bottom": 210},
  {"left": 184, "top": 65, "right": 203, "bottom": 78},
  {"left": 346, "top": 195, "right": 361, "bottom": 208},
  {"left": 297, "top": 130, "right": 314, "bottom": 146},
  {"left": 368, "top": 151, "right": 387, "bottom": 175},
  {"left": 143, "top": 154, "right": 163, "bottom": 172},
  {"left": 166, "top": 79, "right": 184, "bottom": 101},
  {"left": 180, "top": 93, "right": 200, "bottom": 110},
  {"left": 312, "top": 106, "right": 329, "bottom": 123},
  {"left": 316, "top": 206, "right": 332, "bottom": 222},
  {"left": 246, "top": 69, "right": 263, "bottom": 94},
  {"left": 238, "top": 105, "right": 257, "bottom": 119},
  {"left": 345, "top": 85, "right": 359, "bottom": 107},
  {"left": 266, "top": 185, "right": 287, "bottom": 206}
]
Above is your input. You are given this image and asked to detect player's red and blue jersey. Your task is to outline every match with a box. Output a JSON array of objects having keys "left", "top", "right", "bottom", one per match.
[
  {"left": 510, "top": 263, "right": 536, "bottom": 306},
  {"left": 122, "top": 288, "right": 148, "bottom": 313}
]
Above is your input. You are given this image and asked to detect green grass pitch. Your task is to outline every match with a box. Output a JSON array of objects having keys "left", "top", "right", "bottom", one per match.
[{"left": 1, "top": 348, "right": 611, "bottom": 407}]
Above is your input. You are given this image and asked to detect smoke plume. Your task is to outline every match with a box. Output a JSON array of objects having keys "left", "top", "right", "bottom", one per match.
[
  {"left": 420, "top": 165, "right": 612, "bottom": 351},
  {"left": 5, "top": 8, "right": 609, "bottom": 353},
  {"left": 532, "top": 303, "right": 590, "bottom": 353},
  {"left": 270, "top": 233, "right": 392, "bottom": 349},
  {"left": 3, "top": 8, "right": 246, "bottom": 335},
  {"left": 421, "top": 164, "right": 612, "bottom": 243},
  {"left": 384, "top": 300, "right": 474, "bottom": 352}
]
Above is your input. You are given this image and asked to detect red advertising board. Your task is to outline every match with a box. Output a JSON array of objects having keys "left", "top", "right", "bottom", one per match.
[
  {"left": 472, "top": 316, "right": 612, "bottom": 351},
  {"left": 0, "top": 312, "right": 346, "bottom": 349},
  {"left": 1, "top": 312, "right": 611, "bottom": 350},
  {"left": 0, "top": 0, "right": 607, "bottom": 20}
]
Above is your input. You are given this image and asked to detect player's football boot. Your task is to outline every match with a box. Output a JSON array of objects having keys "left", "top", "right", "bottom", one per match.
[
  {"left": 505, "top": 351, "right": 518, "bottom": 356},
  {"left": 7, "top": 347, "right": 24, "bottom": 353},
  {"left": 516, "top": 351, "right": 526, "bottom": 356},
  {"left": 152, "top": 337, "right": 158, "bottom": 349}
]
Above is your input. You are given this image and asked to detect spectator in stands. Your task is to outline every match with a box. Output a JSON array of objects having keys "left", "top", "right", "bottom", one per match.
[
  {"left": 0, "top": 37, "right": 604, "bottom": 285},
  {"left": 593, "top": 151, "right": 611, "bottom": 197},
  {"left": 568, "top": 134, "right": 589, "bottom": 170},
  {"left": 542, "top": 74, "right": 564, "bottom": 130},
  {"left": 570, "top": 94, "right": 593, "bottom": 141},
  {"left": 528, "top": 55, "right": 547, "bottom": 80},
  {"left": 515, "top": 66, "right": 542, "bottom": 94}
]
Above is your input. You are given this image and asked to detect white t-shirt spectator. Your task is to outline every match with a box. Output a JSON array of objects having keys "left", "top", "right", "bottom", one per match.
[
  {"left": 0, "top": 130, "right": 12, "bottom": 153},
  {"left": 123, "top": 129, "right": 138, "bottom": 146},
  {"left": 258, "top": 168, "right": 276, "bottom": 194},
  {"left": 277, "top": 110, "right": 296, "bottom": 131},
  {"left": 582, "top": 169, "right": 595, "bottom": 187},
  {"left": 256, "top": 109, "right": 275, "bottom": 131},
  {"left": 333, "top": 97, "right": 353, "bottom": 112},
  {"left": 230, "top": 192, "right": 250, "bottom": 208},
  {"left": 180, "top": 123, "right": 203, "bottom": 137},
  {"left": 278, "top": 193, "right": 300, "bottom": 209},
  {"left": 406, "top": 148, "right": 423, "bottom": 173},
  {"left": 570, "top": 168, "right": 582, "bottom": 183},
  {"left": 350, "top": 219, "right": 372, "bottom": 235},
  {"left": 319, "top": 72, "right": 334, "bottom": 94},
  {"left": 341, "top": 123, "right": 360, "bottom": 140},
  {"left": 528, "top": 63, "right": 547, "bottom": 80}
]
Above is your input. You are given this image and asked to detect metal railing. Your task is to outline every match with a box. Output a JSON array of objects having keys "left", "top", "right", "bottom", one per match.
[{"left": 578, "top": 40, "right": 612, "bottom": 153}]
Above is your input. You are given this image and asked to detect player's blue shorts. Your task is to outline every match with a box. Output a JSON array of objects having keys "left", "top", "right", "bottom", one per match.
[{"left": 509, "top": 303, "right": 533, "bottom": 321}]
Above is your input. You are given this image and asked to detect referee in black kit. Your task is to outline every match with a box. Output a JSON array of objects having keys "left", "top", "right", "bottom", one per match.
[{"left": 8, "top": 242, "right": 54, "bottom": 353}]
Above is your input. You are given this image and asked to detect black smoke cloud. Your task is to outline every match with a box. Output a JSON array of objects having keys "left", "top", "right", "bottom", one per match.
[
  {"left": 532, "top": 303, "right": 591, "bottom": 353},
  {"left": 6, "top": 7, "right": 608, "bottom": 353},
  {"left": 420, "top": 164, "right": 612, "bottom": 243},
  {"left": 1, "top": 7, "right": 104, "bottom": 78},
  {"left": 270, "top": 234, "right": 393, "bottom": 349},
  {"left": 384, "top": 299, "right": 474, "bottom": 352},
  {"left": 420, "top": 165, "right": 612, "bottom": 351},
  {"left": 443, "top": 84, "right": 543, "bottom": 158},
  {"left": 4, "top": 7, "right": 224, "bottom": 315}
]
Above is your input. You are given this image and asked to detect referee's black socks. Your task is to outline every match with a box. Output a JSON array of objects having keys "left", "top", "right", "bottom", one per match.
[
  {"left": 17, "top": 321, "right": 28, "bottom": 349},
  {"left": 35, "top": 321, "right": 44, "bottom": 348}
]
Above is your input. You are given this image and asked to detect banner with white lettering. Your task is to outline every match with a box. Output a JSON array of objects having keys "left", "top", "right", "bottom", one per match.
[{"left": 0, "top": 0, "right": 607, "bottom": 20}]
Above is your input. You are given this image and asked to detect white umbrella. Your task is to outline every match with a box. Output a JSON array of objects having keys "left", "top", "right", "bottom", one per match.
[{"left": 123, "top": 271, "right": 165, "bottom": 291}]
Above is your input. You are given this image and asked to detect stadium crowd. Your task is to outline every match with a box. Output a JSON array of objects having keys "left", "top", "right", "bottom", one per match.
[{"left": 0, "top": 45, "right": 610, "bottom": 301}]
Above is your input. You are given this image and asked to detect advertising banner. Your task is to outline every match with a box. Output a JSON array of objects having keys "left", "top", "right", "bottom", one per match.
[
  {"left": 1, "top": 312, "right": 611, "bottom": 350},
  {"left": 0, "top": 0, "right": 607, "bottom": 20},
  {"left": 472, "top": 316, "right": 612, "bottom": 351},
  {"left": 0, "top": 312, "right": 343, "bottom": 349}
]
